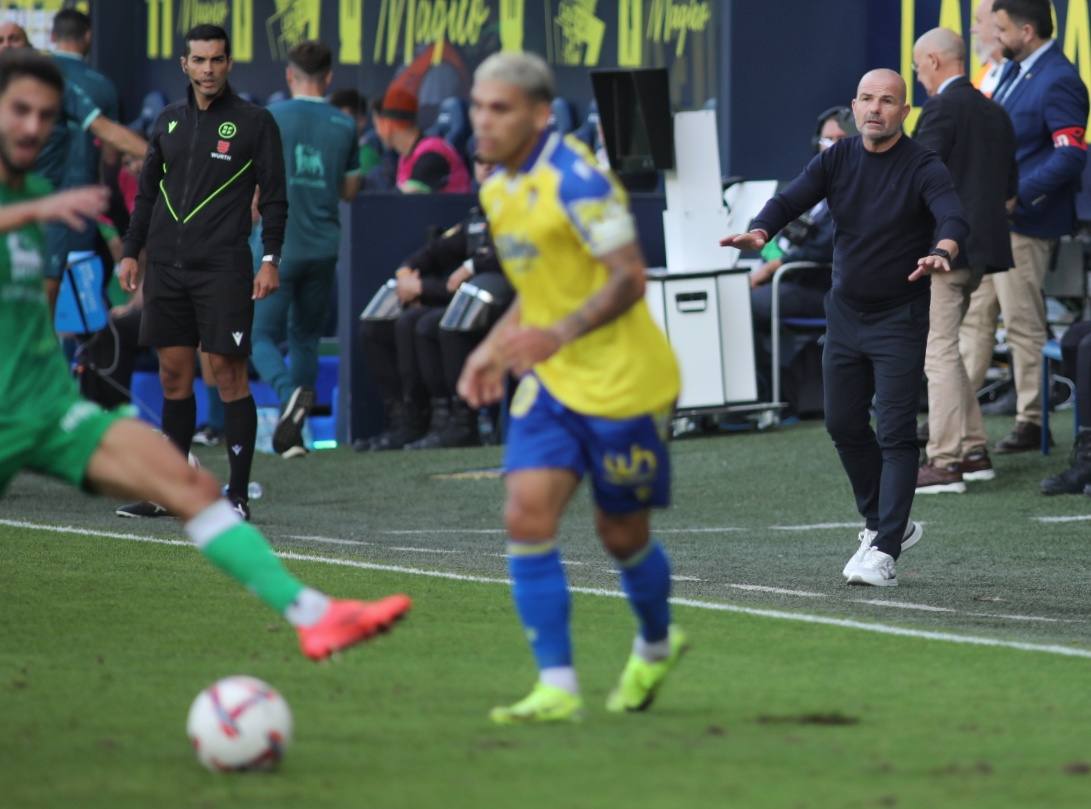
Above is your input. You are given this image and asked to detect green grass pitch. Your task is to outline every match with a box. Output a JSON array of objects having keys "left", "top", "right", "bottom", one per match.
[{"left": 2, "top": 412, "right": 1090, "bottom": 808}]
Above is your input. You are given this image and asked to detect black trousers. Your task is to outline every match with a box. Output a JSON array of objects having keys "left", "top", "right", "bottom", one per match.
[
  {"left": 359, "top": 306, "right": 440, "bottom": 402},
  {"left": 1059, "top": 319, "right": 1091, "bottom": 427},
  {"left": 823, "top": 291, "right": 929, "bottom": 559}
]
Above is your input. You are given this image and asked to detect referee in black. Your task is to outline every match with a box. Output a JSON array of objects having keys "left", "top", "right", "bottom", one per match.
[
  {"left": 118, "top": 25, "right": 287, "bottom": 520},
  {"left": 722, "top": 69, "right": 969, "bottom": 586}
]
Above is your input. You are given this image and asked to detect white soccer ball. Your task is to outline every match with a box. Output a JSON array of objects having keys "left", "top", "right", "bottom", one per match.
[{"left": 186, "top": 675, "right": 292, "bottom": 772}]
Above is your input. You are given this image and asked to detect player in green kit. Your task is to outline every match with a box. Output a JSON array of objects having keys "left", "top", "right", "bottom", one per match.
[{"left": 0, "top": 49, "right": 410, "bottom": 660}]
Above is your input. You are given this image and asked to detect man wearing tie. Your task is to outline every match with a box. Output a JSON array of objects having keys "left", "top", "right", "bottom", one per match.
[{"left": 960, "top": 0, "right": 1089, "bottom": 454}]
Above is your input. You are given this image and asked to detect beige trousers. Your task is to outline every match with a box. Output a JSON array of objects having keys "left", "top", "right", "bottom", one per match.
[
  {"left": 959, "top": 232, "right": 1055, "bottom": 431},
  {"left": 925, "top": 268, "right": 985, "bottom": 465}
]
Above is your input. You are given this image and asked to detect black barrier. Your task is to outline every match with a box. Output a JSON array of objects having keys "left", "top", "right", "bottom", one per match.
[{"left": 336, "top": 192, "right": 667, "bottom": 444}]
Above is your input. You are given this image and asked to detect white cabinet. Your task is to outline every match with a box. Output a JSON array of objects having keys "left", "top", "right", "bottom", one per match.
[{"left": 646, "top": 268, "right": 757, "bottom": 411}]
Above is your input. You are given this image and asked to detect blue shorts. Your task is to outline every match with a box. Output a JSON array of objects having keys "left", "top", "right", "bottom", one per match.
[{"left": 503, "top": 375, "right": 673, "bottom": 514}]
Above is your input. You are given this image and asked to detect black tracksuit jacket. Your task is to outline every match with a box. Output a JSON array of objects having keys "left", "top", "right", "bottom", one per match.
[{"left": 122, "top": 84, "right": 287, "bottom": 271}]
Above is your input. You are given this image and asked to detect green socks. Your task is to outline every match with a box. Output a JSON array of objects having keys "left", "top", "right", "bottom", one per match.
[{"left": 185, "top": 500, "right": 304, "bottom": 613}]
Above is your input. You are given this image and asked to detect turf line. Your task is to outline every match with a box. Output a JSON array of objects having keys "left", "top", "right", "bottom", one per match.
[
  {"left": 729, "top": 584, "right": 827, "bottom": 598},
  {"left": 1034, "top": 515, "right": 1091, "bottom": 523},
  {"left": 6, "top": 517, "right": 1091, "bottom": 661}
]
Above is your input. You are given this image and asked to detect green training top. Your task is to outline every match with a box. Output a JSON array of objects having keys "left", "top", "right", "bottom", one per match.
[
  {"left": 267, "top": 96, "right": 359, "bottom": 262},
  {"left": 0, "top": 176, "right": 77, "bottom": 422}
]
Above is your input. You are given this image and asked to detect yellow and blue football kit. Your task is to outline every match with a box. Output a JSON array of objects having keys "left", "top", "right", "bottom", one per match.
[{"left": 480, "top": 133, "right": 680, "bottom": 514}]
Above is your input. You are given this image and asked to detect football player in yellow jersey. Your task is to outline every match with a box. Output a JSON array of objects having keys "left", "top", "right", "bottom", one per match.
[{"left": 458, "top": 53, "right": 687, "bottom": 725}]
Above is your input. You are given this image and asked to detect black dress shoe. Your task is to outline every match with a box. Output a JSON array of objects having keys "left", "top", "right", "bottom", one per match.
[{"left": 994, "top": 421, "right": 1051, "bottom": 454}]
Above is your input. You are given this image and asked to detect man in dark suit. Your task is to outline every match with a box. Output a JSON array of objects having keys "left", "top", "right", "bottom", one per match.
[
  {"left": 960, "top": 0, "right": 1090, "bottom": 453},
  {"left": 911, "top": 27, "right": 1017, "bottom": 493}
]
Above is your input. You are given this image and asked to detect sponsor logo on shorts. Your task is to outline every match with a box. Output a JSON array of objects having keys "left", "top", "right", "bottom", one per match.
[
  {"left": 167, "top": 120, "right": 178, "bottom": 134},
  {"left": 602, "top": 443, "right": 659, "bottom": 486},
  {"left": 232, "top": 331, "right": 244, "bottom": 346},
  {"left": 231, "top": 444, "right": 243, "bottom": 456}
]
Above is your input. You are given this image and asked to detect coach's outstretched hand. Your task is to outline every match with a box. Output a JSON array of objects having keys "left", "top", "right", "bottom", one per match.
[
  {"left": 719, "top": 229, "right": 768, "bottom": 251},
  {"left": 252, "top": 261, "right": 280, "bottom": 300},
  {"left": 908, "top": 252, "right": 952, "bottom": 282}
]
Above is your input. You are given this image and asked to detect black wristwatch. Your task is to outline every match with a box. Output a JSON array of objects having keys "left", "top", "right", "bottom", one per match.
[{"left": 928, "top": 247, "right": 951, "bottom": 261}]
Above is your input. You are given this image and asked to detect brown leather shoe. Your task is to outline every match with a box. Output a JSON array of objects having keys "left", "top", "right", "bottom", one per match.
[
  {"left": 994, "top": 421, "right": 1051, "bottom": 454},
  {"left": 916, "top": 462, "right": 966, "bottom": 494},
  {"left": 960, "top": 448, "right": 996, "bottom": 481}
]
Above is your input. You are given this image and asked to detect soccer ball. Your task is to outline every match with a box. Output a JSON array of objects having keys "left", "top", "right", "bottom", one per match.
[{"left": 186, "top": 675, "right": 292, "bottom": 772}]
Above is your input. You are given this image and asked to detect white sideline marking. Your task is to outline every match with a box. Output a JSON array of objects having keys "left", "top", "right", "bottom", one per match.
[
  {"left": 729, "top": 584, "right": 827, "bottom": 598},
  {"left": 7, "top": 518, "right": 1091, "bottom": 660},
  {"left": 1034, "top": 515, "right": 1091, "bottom": 523},
  {"left": 671, "top": 575, "right": 704, "bottom": 582},
  {"left": 657, "top": 527, "right": 742, "bottom": 534},
  {"left": 770, "top": 522, "right": 863, "bottom": 531},
  {"left": 287, "top": 534, "right": 373, "bottom": 547},
  {"left": 854, "top": 599, "right": 955, "bottom": 613},
  {"left": 388, "top": 546, "right": 462, "bottom": 554},
  {"left": 377, "top": 528, "right": 506, "bottom": 535}
]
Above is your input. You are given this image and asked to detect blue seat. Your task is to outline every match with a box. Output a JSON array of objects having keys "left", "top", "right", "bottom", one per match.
[
  {"left": 265, "top": 90, "right": 288, "bottom": 107},
  {"left": 426, "top": 96, "right": 471, "bottom": 157},
  {"left": 550, "top": 98, "right": 577, "bottom": 134},
  {"left": 1041, "top": 338, "right": 1077, "bottom": 455},
  {"left": 574, "top": 99, "right": 600, "bottom": 149},
  {"left": 127, "top": 90, "right": 167, "bottom": 137},
  {"left": 764, "top": 262, "right": 830, "bottom": 426}
]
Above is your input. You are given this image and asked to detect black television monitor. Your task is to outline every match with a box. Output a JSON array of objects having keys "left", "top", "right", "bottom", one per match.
[{"left": 590, "top": 68, "right": 674, "bottom": 176}]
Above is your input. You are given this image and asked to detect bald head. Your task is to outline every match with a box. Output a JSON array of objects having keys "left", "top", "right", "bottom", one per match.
[
  {"left": 916, "top": 28, "right": 966, "bottom": 63},
  {"left": 852, "top": 69, "right": 910, "bottom": 151},
  {"left": 913, "top": 28, "right": 968, "bottom": 96},
  {"left": 0, "top": 21, "right": 28, "bottom": 53},
  {"left": 857, "top": 69, "right": 907, "bottom": 105}
]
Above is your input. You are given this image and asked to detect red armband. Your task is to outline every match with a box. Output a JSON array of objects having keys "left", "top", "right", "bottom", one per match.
[{"left": 1053, "top": 126, "right": 1088, "bottom": 151}]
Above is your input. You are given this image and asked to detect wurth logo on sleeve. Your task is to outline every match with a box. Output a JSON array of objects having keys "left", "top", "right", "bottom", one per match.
[{"left": 1052, "top": 126, "right": 1088, "bottom": 151}]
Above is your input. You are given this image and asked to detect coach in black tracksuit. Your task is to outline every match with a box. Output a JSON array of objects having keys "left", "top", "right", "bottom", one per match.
[
  {"left": 119, "top": 25, "right": 287, "bottom": 520},
  {"left": 722, "top": 69, "right": 968, "bottom": 587}
]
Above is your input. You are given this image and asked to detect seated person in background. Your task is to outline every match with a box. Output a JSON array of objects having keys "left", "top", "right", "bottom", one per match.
[
  {"left": 748, "top": 107, "right": 855, "bottom": 407},
  {"left": 1040, "top": 321, "right": 1091, "bottom": 495},
  {"left": 406, "top": 159, "right": 512, "bottom": 450},
  {"left": 357, "top": 245, "right": 459, "bottom": 451},
  {"left": 374, "top": 83, "right": 471, "bottom": 194},
  {"left": 330, "top": 87, "right": 396, "bottom": 192}
]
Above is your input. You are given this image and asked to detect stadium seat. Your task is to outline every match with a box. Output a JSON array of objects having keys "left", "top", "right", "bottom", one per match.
[
  {"left": 265, "top": 90, "right": 288, "bottom": 106},
  {"left": 762, "top": 261, "right": 830, "bottom": 426},
  {"left": 126, "top": 90, "right": 167, "bottom": 137},
  {"left": 574, "top": 99, "right": 600, "bottom": 149},
  {"left": 236, "top": 91, "right": 262, "bottom": 106},
  {"left": 1041, "top": 338, "right": 1078, "bottom": 455},
  {"left": 549, "top": 97, "right": 577, "bottom": 134},
  {"left": 425, "top": 96, "right": 471, "bottom": 157}
]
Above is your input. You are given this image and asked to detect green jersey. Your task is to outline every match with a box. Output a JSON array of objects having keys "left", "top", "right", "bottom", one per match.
[
  {"left": 0, "top": 176, "right": 77, "bottom": 423},
  {"left": 268, "top": 97, "right": 359, "bottom": 262}
]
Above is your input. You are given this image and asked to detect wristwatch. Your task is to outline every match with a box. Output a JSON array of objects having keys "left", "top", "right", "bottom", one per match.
[
  {"left": 261, "top": 253, "right": 281, "bottom": 267},
  {"left": 928, "top": 247, "right": 951, "bottom": 261}
]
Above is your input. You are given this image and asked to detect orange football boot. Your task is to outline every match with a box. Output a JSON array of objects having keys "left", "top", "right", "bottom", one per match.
[{"left": 297, "top": 595, "right": 412, "bottom": 661}]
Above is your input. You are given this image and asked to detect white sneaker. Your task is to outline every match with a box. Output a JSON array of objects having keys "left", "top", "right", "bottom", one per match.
[
  {"left": 845, "top": 547, "right": 897, "bottom": 587},
  {"left": 842, "top": 528, "right": 877, "bottom": 578},
  {"left": 841, "top": 521, "right": 921, "bottom": 579}
]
